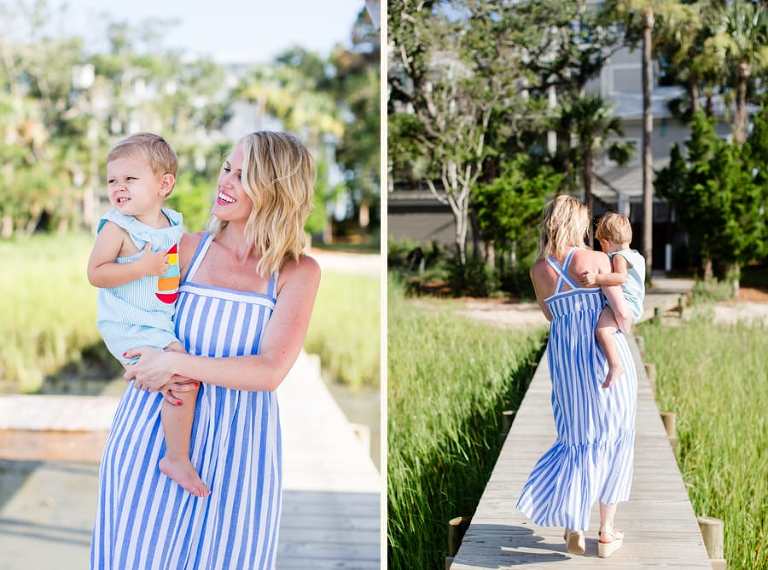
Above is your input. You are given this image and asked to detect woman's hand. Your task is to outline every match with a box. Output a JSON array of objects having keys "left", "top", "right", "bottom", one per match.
[
  {"left": 123, "top": 346, "right": 179, "bottom": 392},
  {"left": 161, "top": 381, "right": 199, "bottom": 406}
]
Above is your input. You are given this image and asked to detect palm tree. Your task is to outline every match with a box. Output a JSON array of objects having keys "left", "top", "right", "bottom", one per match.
[
  {"left": 705, "top": 0, "right": 768, "bottom": 144},
  {"left": 610, "top": 0, "right": 691, "bottom": 281},
  {"left": 655, "top": 3, "right": 708, "bottom": 116},
  {"left": 558, "top": 95, "right": 632, "bottom": 246}
]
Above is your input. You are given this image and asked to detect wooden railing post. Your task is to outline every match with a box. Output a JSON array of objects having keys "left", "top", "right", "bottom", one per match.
[
  {"left": 447, "top": 516, "right": 471, "bottom": 559},
  {"left": 501, "top": 410, "right": 514, "bottom": 434},
  {"left": 653, "top": 306, "right": 662, "bottom": 324},
  {"left": 660, "top": 411, "right": 678, "bottom": 453},
  {"left": 697, "top": 516, "right": 727, "bottom": 569},
  {"left": 645, "top": 362, "right": 657, "bottom": 394}
]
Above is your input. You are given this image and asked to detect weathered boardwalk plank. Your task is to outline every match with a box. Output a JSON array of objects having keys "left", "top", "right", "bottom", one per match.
[
  {"left": 0, "top": 350, "right": 379, "bottom": 569},
  {"left": 451, "top": 335, "right": 712, "bottom": 568}
]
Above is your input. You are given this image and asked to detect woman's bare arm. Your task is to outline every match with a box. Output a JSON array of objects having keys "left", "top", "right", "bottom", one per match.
[
  {"left": 125, "top": 255, "right": 322, "bottom": 392},
  {"left": 530, "top": 262, "right": 553, "bottom": 322}
]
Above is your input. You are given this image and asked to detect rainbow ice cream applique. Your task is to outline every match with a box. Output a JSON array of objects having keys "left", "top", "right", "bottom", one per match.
[{"left": 156, "top": 243, "right": 180, "bottom": 304}]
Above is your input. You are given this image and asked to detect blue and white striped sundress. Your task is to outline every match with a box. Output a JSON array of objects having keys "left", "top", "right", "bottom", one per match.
[
  {"left": 91, "top": 232, "right": 283, "bottom": 569},
  {"left": 516, "top": 247, "right": 637, "bottom": 531}
]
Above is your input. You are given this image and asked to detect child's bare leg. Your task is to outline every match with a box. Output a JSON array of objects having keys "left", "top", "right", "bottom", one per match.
[
  {"left": 159, "top": 342, "right": 210, "bottom": 497},
  {"left": 596, "top": 307, "right": 624, "bottom": 389}
]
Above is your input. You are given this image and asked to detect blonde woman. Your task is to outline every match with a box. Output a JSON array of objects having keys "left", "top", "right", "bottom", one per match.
[
  {"left": 91, "top": 132, "right": 321, "bottom": 570},
  {"left": 515, "top": 196, "right": 637, "bottom": 558}
]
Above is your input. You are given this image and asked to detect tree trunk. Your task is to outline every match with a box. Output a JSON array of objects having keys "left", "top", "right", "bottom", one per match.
[
  {"left": 583, "top": 148, "right": 594, "bottom": 248},
  {"left": 358, "top": 198, "right": 370, "bottom": 228},
  {"left": 689, "top": 80, "right": 700, "bottom": 116},
  {"left": 642, "top": 8, "right": 655, "bottom": 284},
  {"left": 734, "top": 62, "right": 750, "bottom": 144},
  {"left": 1, "top": 215, "right": 13, "bottom": 239},
  {"left": 323, "top": 216, "right": 333, "bottom": 244},
  {"left": 726, "top": 261, "right": 741, "bottom": 298},
  {"left": 485, "top": 240, "right": 496, "bottom": 269},
  {"left": 703, "top": 257, "right": 713, "bottom": 280},
  {"left": 454, "top": 207, "right": 468, "bottom": 266}
]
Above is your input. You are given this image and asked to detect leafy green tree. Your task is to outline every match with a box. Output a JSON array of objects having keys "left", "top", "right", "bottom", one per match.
[
  {"left": 704, "top": 0, "right": 768, "bottom": 144},
  {"left": 656, "top": 111, "right": 767, "bottom": 283},
  {"left": 389, "top": 1, "right": 529, "bottom": 264},
  {"left": 473, "top": 155, "right": 563, "bottom": 266},
  {"left": 329, "top": 8, "right": 380, "bottom": 232},
  {"left": 557, "top": 95, "right": 634, "bottom": 243},
  {"left": 606, "top": 0, "right": 696, "bottom": 280}
]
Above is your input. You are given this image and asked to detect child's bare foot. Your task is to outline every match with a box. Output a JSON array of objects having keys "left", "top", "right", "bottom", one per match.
[
  {"left": 159, "top": 456, "right": 210, "bottom": 497},
  {"left": 602, "top": 365, "right": 624, "bottom": 389}
]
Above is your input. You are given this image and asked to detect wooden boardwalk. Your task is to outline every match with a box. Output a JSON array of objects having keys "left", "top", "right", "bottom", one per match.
[
  {"left": 451, "top": 335, "right": 712, "bottom": 568},
  {"left": 0, "top": 350, "right": 379, "bottom": 569}
]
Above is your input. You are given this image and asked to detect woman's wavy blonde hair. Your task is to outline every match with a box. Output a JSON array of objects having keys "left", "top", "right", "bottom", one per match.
[
  {"left": 209, "top": 131, "right": 315, "bottom": 277},
  {"left": 539, "top": 195, "right": 589, "bottom": 259}
]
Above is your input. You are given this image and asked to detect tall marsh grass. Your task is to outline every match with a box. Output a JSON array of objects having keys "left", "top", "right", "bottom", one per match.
[
  {"left": 640, "top": 317, "right": 768, "bottom": 570},
  {"left": 0, "top": 234, "right": 100, "bottom": 392},
  {"left": 1, "top": 233, "right": 379, "bottom": 392},
  {"left": 305, "top": 271, "right": 380, "bottom": 388},
  {"left": 387, "top": 275, "right": 545, "bottom": 569}
]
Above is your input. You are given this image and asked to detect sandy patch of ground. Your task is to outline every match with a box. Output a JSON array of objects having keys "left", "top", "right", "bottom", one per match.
[
  {"left": 407, "top": 296, "right": 548, "bottom": 329},
  {"left": 405, "top": 278, "right": 768, "bottom": 329},
  {"left": 737, "top": 287, "right": 768, "bottom": 303},
  {"left": 713, "top": 300, "right": 768, "bottom": 325},
  {"left": 309, "top": 249, "right": 380, "bottom": 276}
]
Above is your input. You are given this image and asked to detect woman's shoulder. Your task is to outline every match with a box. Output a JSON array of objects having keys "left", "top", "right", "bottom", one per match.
[
  {"left": 179, "top": 231, "right": 207, "bottom": 270},
  {"left": 180, "top": 231, "right": 206, "bottom": 250},
  {"left": 573, "top": 247, "right": 610, "bottom": 269},
  {"left": 280, "top": 253, "right": 321, "bottom": 279},
  {"left": 530, "top": 257, "right": 549, "bottom": 276},
  {"left": 277, "top": 253, "right": 321, "bottom": 293}
]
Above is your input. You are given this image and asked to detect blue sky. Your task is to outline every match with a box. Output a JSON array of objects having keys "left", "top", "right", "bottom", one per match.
[{"left": 46, "top": 0, "right": 366, "bottom": 63}]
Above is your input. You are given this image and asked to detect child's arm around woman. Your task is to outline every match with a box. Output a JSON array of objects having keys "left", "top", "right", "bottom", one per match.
[{"left": 87, "top": 221, "right": 170, "bottom": 287}]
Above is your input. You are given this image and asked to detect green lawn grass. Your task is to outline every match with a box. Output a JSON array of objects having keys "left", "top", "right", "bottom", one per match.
[
  {"left": 0, "top": 233, "right": 378, "bottom": 391},
  {"left": 639, "top": 316, "right": 768, "bottom": 570},
  {"left": 388, "top": 274, "right": 545, "bottom": 569}
]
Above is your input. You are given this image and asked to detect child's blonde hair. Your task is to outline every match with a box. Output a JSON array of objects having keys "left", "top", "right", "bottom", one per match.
[
  {"left": 107, "top": 133, "right": 178, "bottom": 179},
  {"left": 595, "top": 212, "right": 632, "bottom": 244},
  {"left": 539, "top": 195, "right": 589, "bottom": 259},
  {"left": 209, "top": 131, "right": 315, "bottom": 277}
]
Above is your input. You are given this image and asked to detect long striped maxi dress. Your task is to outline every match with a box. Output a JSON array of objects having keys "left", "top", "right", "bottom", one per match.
[
  {"left": 516, "top": 247, "right": 637, "bottom": 531},
  {"left": 90, "top": 232, "right": 283, "bottom": 569}
]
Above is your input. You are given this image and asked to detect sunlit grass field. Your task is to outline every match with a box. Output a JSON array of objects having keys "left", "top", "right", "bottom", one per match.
[
  {"left": 387, "top": 275, "right": 545, "bottom": 569},
  {"left": 0, "top": 233, "right": 378, "bottom": 392},
  {"left": 639, "top": 316, "right": 768, "bottom": 570}
]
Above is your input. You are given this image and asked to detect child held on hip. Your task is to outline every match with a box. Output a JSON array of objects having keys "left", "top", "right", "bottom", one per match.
[
  {"left": 87, "top": 132, "right": 209, "bottom": 497},
  {"left": 578, "top": 213, "right": 646, "bottom": 389}
]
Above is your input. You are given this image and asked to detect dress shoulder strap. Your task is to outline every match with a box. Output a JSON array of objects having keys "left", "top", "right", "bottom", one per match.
[
  {"left": 267, "top": 269, "right": 280, "bottom": 299},
  {"left": 546, "top": 248, "right": 579, "bottom": 293},
  {"left": 562, "top": 247, "right": 578, "bottom": 274},
  {"left": 184, "top": 232, "right": 213, "bottom": 283}
]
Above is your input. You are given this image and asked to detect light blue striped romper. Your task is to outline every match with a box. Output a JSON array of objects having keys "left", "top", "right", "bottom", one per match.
[
  {"left": 516, "top": 247, "right": 637, "bottom": 531},
  {"left": 96, "top": 207, "right": 184, "bottom": 365},
  {"left": 91, "top": 232, "right": 283, "bottom": 569}
]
